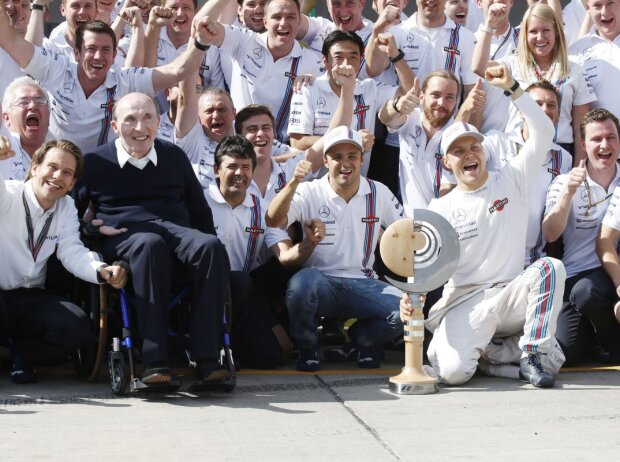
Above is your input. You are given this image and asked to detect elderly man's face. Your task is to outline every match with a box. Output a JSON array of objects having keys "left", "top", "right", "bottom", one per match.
[
  {"left": 3, "top": 85, "right": 50, "bottom": 144},
  {"left": 111, "top": 94, "right": 160, "bottom": 158}
]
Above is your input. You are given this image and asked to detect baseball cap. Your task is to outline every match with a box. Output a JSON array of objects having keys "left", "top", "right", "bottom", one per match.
[
  {"left": 323, "top": 126, "right": 364, "bottom": 155},
  {"left": 440, "top": 122, "right": 485, "bottom": 155}
]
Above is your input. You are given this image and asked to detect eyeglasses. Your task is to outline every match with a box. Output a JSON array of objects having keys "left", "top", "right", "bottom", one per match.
[
  {"left": 10, "top": 97, "right": 48, "bottom": 108},
  {"left": 583, "top": 179, "right": 613, "bottom": 217}
]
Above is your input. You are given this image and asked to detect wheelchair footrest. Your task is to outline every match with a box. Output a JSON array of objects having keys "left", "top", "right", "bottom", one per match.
[{"left": 130, "top": 378, "right": 182, "bottom": 394}]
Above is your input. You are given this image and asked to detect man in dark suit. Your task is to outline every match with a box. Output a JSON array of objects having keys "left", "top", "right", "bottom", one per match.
[{"left": 74, "top": 92, "right": 231, "bottom": 387}]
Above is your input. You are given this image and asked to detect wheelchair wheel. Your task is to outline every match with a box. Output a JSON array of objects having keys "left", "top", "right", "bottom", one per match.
[
  {"left": 109, "top": 353, "right": 128, "bottom": 396},
  {"left": 72, "top": 283, "right": 108, "bottom": 381}
]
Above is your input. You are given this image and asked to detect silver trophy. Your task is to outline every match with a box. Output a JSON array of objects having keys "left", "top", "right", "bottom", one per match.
[{"left": 380, "top": 209, "right": 460, "bottom": 394}]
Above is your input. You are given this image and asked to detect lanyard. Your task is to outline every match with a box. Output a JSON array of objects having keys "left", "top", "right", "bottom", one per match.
[
  {"left": 22, "top": 191, "right": 54, "bottom": 262},
  {"left": 491, "top": 27, "right": 513, "bottom": 61}
]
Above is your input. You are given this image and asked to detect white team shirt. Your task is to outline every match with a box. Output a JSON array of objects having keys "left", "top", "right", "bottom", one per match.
[
  {"left": 286, "top": 175, "right": 404, "bottom": 279},
  {"left": 563, "top": 0, "right": 588, "bottom": 47},
  {"left": 157, "top": 112, "right": 175, "bottom": 144},
  {"left": 207, "top": 184, "right": 288, "bottom": 272},
  {"left": 602, "top": 185, "right": 620, "bottom": 233},
  {"left": 24, "top": 47, "right": 154, "bottom": 154},
  {"left": 176, "top": 121, "right": 219, "bottom": 190},
  {"left": 0, "top": 48, "right": 25, "bottom": 102},
  {"left": 247, "top": 154, "right": 304, "bottom": 205},
  {"left": 479, "top": 26, "right": 519, "bottom": 134},
  {"left": 217, "top": 26, "right": 324, "bottom": 142},
  {"left": 484, "top": 129, "right": 572, "bottom": 267},
  {"left": 570, "top": 33, "right": 620, "bottom": 122},
  {"left": 428, "top": 92, "right": 554, "bottom": 288},
  {"left": 465, "top": 0, "right": 484, "bottom": 32},
  {"left": 545, "top": 167, "right": 620, "bottom": 278},
  {"left": 499, "top": 55, "right": 596, "bottom": 143},
  {"left": 287, "top": 74, "right": 396, "bottom": 176},
  {"left": 0, "top": 132, "right": 38, "bottom": 181},
  {"left": 390, "top": 107, "right": 455, "bottom": 215},
  {"left": 396, "top": 14, "right": 478, "bottom": 87},
  {"left": 0, "top": 180, "right": 102, "bottom": 290}
]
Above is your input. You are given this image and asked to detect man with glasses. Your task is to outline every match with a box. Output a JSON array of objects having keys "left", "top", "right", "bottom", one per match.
[
  {"left": 1, "top": 77, "right": 51, "bottom": 181},
  {"left": 542, "top": 108, "right": 620, "bottom": 365}
]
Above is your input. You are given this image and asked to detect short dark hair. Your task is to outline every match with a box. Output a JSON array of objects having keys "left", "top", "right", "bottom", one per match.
[
  {"left": 235, "top": 104, "right": 275, "bottom": 134},
  {"left": 525, "top": 79, "right": 561, "bottom": 106},
  {"left": 421, "top": 70, "right": 460, "bottom": 94},
  {"left": 580, "top": 108, "right": 620, "bottom": 140},
  {"left": 321, "top": 30, "right": 364, "bottom": 58},
  {"left": 75, "top": 20, "right": 117, "bottom": 53},
  {"left": 27, "top": 140, "right": 84, "bottom": 181},
  {"left": 215, "top": 135, "right": 257, "bottom": 170}
]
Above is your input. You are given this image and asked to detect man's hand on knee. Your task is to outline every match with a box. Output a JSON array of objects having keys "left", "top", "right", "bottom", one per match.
[{"left": 91, "top": 219, "right": 128, "bottom": 236}]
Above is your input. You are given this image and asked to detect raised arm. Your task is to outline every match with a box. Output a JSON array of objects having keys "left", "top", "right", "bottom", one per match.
[
  {"left": 119, "top": 7, "right": 146, "bottom": 68},
  {"left": 144, "top": 6, "right": 173, "bottom": 68},
  {"left": 175, "top": 67, "right": 201, "bottom": 139},
  {"left": 364, "top": 5, "right": 400, "bottom": 78},
  {"left": 471, "top": 2, "right": 507, "bottom": 76},
  {"left": 0, "top": 1, "right": 35, "bottom": 69},
  {"left": 266, "top": 159, "right": 312, "bottom": 228},
  {"left": 379, "top": 78, "right": 419, "bottom": 129},
  {"left": 25, "top": 0, "right": 48, "bottom": 46},
  {"left": 542, "top": 159, "right": 586, "bottom": 242}
]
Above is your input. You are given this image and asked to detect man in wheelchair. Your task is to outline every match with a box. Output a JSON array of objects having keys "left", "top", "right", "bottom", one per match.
[
  {"left": 74, "top": 92, "right": 231, "bottom": 389},
  {"left": 0, "top": 139, "right": 127, "bottom": 384}
]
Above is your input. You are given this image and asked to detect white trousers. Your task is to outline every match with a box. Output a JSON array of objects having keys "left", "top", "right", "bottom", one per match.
[{"left": 427, "top": 257, "right": 567, "bottom": 385}]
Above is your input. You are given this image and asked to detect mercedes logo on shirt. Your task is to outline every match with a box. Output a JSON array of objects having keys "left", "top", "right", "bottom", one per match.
[
  {"left": 253, "top": 47, "right": 262, "bottom": 59},
  {"left": 452, "top": 208, "right": 467, "bottom": 222},
  {"left": 319, "top": 205, "right": 330, "bottom": 218},
  {"left": 317, "top": 97, "right": 326, "bottom": 109}
]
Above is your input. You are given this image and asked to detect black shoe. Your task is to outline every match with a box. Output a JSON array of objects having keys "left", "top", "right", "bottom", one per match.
[
  {"left": 189, "top": 360, "right": 232, "bottom": 392},
  {"left": 297, "top": 347, "right": 320, "bottom": 372},
  {"left": 519, "top": 353, "right": 555, "bottom": 388},
  {"left": 9, "top": 344, "right": 37, "bottom": 384},
  {"left": 324, "top": 342, "right": 357, "bottom": 362},
  {"left": 357, "top": 346, "right": 382, "bottom": 369},
  {"left": 599, "top": 344, "right": 620, "bottom": 365}
]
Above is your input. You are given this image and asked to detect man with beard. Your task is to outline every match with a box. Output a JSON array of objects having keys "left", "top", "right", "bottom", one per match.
[
  {"left": 0, "top": 77, "right": 51, "bottom": 181},
  {"left": 379, "top": 70, "right": 461, "bottom": 213}
]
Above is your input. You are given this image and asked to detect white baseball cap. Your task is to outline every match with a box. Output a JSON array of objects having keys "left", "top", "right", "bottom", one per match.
[
  {"left": 323, "top": 126, "right": 364, "bottom": 155},
  {"left": 440, "top": 122, "right": 485, "bottom": 155}
]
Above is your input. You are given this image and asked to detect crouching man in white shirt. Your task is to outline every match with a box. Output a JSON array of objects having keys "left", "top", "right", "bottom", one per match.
[
  {"left": 401, "top": 64, "right": 567, "bottom": 388},
  {"left": 267, "top": 126, "right": 405, "bottom": 372},
  {"left": 0, "top": 140, "right": 127, "bottom": 384}
]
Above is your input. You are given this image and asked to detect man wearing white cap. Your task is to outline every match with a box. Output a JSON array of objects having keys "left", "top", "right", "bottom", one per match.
[
  {"left": 400, "top": 64, "right": 567, "bottom": 388},
  {"left": 267, "top": 125, "right": 404, "bottom": 372}
]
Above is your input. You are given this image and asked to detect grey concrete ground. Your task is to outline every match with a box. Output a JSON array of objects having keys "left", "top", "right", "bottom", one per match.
[{"left": 1, "top": 352, "right": 619, "bottom": 462}]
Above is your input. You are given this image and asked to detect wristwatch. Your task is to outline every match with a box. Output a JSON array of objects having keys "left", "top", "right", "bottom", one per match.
[
  {"left": 503, "top": 80, "right": 520, "bottom": 97},
  {"left": 389, "top": 49, "right": 405, "bottom": 64}
]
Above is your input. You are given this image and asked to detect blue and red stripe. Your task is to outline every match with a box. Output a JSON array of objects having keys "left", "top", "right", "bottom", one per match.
[
  {"left": 274, "top": 57, "right": 300, "bottom": 142},
  {"left": 243, "top": 194, "right": 262, "bottom": 272},
  {"left": 444, "top": 25, "right": 460, "bottom": 73},
  {"left": 361, "top": 179, "right": 377, "bottom": 273},
  {"left": 525, "top": 257, "right": 556, "bottom": 351},
  {"left": 98, "top": 86, "right": 117, "bottom": 147}
]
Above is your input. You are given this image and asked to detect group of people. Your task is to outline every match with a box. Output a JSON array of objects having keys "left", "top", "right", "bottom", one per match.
[{"left": 1, "top": 0, "right": 619, "bottom": 391}]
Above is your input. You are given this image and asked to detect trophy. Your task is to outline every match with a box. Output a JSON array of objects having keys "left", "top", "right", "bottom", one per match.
[{"left": 380, "top": 209, "right": 459, "bottom": 394}]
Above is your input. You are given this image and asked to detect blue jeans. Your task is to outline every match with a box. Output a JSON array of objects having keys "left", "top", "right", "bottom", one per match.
[{"left": 286, "top": 268, "right": 403, "bottom": 349}]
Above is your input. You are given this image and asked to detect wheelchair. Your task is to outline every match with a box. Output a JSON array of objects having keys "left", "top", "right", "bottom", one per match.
[{"left": 71, "top": 274, "right": 236, "bottom": 396}]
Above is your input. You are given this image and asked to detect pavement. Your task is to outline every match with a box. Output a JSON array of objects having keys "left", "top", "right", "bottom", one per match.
[{"left": 1, "top": 350, "right": 619, "bottom": 462}]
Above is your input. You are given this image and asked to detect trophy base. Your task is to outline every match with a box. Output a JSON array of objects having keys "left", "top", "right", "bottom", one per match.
[{"left": 388, "top": 380, "right": 439, "bottom": 395}]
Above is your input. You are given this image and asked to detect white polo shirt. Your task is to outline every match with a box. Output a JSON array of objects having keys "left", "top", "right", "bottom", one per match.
[
  {"left": 176, "top": 121, "right": 219, "bottom": 190},
  {"left": 157, "top": 112, "right": 175, "bottom": 144},
  {"left": 200, "top": 47, "right": 226, "bottom": 90},
  {"left": 545, "top": 167, "right": 620, "bottom": 278},
  {"left": 602, "top": 185, "right": 620, "bottom": 233},
  {"left": 389, "top": 107, "right": 455, "bottom": 215},
  {"left": 499, "top": 55, "right": 596, "bottom": 144},
  {"left": 428, "top": 92, "right": 553, "bottom": 288},
  {"left": 396, "top": 14, "right": 478, "bottom": 88},
  {"left": 247, "top": 154, "right": 304, "bottom": 205},
  {"left": 287, "top": 74, "right": 396, "bottom": 176},
  {"left": 484, "top": 129, "right": 571, "bottom": 267},
  {"left": 0, "top": 132, "right": 34, "bottom": 181},
  {"left": 479, "top": 26, "right": 519, "bottom": 134},
  {"left": 0, "top": 49, "right": 25, "bottom": 102},
  {"left": 207, "top": 184, "right": 288, "bottom": 272},
  {"left": 0, "top": 180, "right": 102, "bottom": 290},
  {"left": 286, "top": 175, "right": 404, "bottom": 279},
  {"left": 466, "top": 0, "right": 484, "bottom": 32},
  {"left": 563, "top": 0, "right": 588, "bottom": 47},
  {"left": 570, "top": 33, "right": 620, "bottom": 121},
  {"left": 217, "top": 26, "right": 324, "bottom": 142},
  {"left": 24, "top": 47, "right": 154, "bottom": 154}
]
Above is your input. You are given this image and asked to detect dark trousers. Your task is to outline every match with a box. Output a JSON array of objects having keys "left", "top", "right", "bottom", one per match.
[
  {"left": 0, "top": 288, "right": 90, "bottom": 365},
  {"left": 101, "top": 220, "right": 230, "bottom": 367},
  {"left": 229, "top": 257, "right": 292, "bottom": 368},
  {"left": 557, "top": 267, "right": 620, "bottom": 364},
  {"left": 367, "top": 138, "right": 401, "bottom": 200}
]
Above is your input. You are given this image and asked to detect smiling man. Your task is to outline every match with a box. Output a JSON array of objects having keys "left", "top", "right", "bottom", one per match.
[
  {"left": 266, "top": 126, "right": 405, "bottom": 372},
  {"left": 0, "top": 9, "right": 214, "bottom": 153},
  {"left": 74, "top": 92, "right": 231, "bottom": 389},
  {"left": 400, "top": 64, "right": 566, "bottom": 388},
  {"left": 1, "top": 139, "right": 126, "bottom": 384},
  {"left": 1, "top": 77, "right": 51, "bottom": 181}
]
